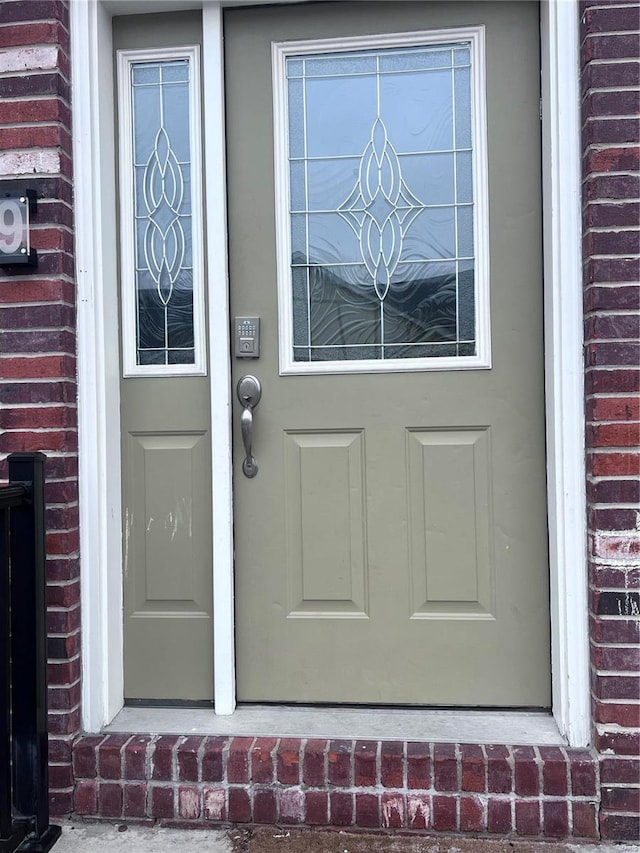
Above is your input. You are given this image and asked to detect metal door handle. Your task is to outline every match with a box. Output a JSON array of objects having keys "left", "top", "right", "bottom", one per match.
[{"left": 237, "top": 375, "right": 262, "bottom": 478}]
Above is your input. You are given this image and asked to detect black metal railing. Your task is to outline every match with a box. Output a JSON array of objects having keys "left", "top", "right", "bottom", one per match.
[{"left": 1, "top": 453, "right": 60, "bottom": 853}]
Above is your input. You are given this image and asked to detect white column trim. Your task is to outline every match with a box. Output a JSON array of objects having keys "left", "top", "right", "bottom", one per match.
[
  {"left": 71, "top": 0, "right": 124, "bottom": 731},
  {"left": 71, "top": 0, "right": 589, "bottom": 744},
  {"left": 541, "top": 0, "right": 590, "bottom": 747},
  {"left": 202, "top": 1, "right": 236, "bottom": 715}
]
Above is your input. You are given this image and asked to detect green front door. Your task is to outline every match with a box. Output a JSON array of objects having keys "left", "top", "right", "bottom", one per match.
[{"left": 226, "top": 2, "right": 550, "bottom": 706}]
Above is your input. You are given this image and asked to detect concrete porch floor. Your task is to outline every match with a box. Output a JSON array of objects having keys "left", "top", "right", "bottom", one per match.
[{"left": 49, "top": 820, "right": 639, "bottom": 853}]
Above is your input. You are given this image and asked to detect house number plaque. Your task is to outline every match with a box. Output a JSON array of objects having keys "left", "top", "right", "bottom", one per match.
[{"left": 0, "top": 188, "right": 37, "bottom": 267}]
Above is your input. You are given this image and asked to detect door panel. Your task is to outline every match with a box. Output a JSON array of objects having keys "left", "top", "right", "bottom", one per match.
[
  {"left": 128, "top": 431, "right": 208, "bottom": 605},
  {"left": 226, "top": 1, "right": 549, "bottom": 706},
  {"left": 284, "top": 430, "right": 368, "bottom": 617},
  {"left": 114, "top": 12, "right": 213, "bottom": 701},
  {"left": 407, "top": 428, "right": 493, "bottom": 616}
]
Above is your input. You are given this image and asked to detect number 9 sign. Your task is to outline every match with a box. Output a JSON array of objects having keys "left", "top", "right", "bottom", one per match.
[{"left": 0, "top": 188, "right": 37, "bottom": 267}]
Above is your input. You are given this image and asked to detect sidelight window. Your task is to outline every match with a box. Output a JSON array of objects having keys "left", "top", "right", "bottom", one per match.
[{"left": 117, "top": 47, "right": 206, "bottom": 376}]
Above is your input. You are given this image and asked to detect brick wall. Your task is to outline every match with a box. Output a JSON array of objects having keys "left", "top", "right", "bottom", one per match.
[
  {"left": 581, "top": 0, "right": 640, "bottom": 842},
  {"left": 0, "top": 0, "right": 78, "bottom": 817},
  {"left": 69, "top": 736, "right": 600, "bottom": 839}
]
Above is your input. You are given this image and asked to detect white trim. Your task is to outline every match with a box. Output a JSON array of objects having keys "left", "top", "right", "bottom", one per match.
[
  {"left": 272, "top": 28, "right": 491, "bottom": 376},
  {"left": 71, "top": 0, "right": 124, "bottom": 731},
  {"left": 202, "top": 2, "right": 236, "bottom": 716},
  {"left": 541, "top": 0, "right": 590, "bottom": 747},
  {"left": 117, "top": 45, "right": 207, "bottom": 378},
  {"left": 72, "top": 0, "right": 590, "bottom": 745}
]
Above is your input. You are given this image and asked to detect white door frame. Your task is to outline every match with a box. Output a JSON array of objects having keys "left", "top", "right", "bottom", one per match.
[{"left": 71, "top": 0, "right": 589, "bottom": 745}]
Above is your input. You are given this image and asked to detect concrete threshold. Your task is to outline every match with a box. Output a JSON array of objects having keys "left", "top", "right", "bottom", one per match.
[{"left": 105, "top": 706, "right": 564, "bottom": 746}]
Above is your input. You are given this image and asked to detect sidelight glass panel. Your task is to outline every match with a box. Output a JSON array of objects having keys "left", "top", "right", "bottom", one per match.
[
  {"left": 285, "top": 42, "right": 477, "bottom": 364},
  {"left": 131, "top": 58, "right": 195, "bottom": 367}
]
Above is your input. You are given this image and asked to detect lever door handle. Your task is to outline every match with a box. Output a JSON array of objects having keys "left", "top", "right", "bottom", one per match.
[{"left": 237, "top": 375, "right": 262, "bottom": 478}]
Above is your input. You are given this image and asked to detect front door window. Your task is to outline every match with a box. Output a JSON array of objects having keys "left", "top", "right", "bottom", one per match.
[{"left": 274, "top": 31, "right": 489, "bottom": 373}]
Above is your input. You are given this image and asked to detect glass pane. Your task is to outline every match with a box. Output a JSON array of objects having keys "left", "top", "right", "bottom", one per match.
[
  {"left": 308, "top": 265, "right": 380, "bottom": 347},
  {"left": 287, "top": 59, "right": 303, "bottom": 78},
  {"left": 166, "top": 272, "right": 195, "bottom": 349},
  {"left": 290, "top": 213, "right": 307, "bottom": 261},
  {"left": 401, "top": 153, "right": 454, "bottom": 206},
  {"left": 384, "top": 262, "right": 457, "bottom": 345},
  {"left": 305, "top": 54, "right": 376, "bottom": 76},
  {"left": 308, "top": 212, "right": 362, "bottom": 264},
  {"left": 458, "top": 261, "right": 476, "bottom": 342},
  {"left": 286, "top": 42, "right": 477, "bottom": 363},
  {"left": 289, "top": 161, "right": 306, "bottom": 212},
  {"left": 288, "top": 79, "right": 304, "bottom": 158},
  {"left": 168, "top": 349, "right": 195, "bottom": 364},
  {"left": 404, "top": 208, "right": 456, "bottom": 260},
  {"left": 305, "top": 75, "right": 377, "bottom": 157},
  {"left": 457, "top": 206, "right": 474, "bottom": 258},
  {"left": 456, "top": 151, "right": 473, "bottom": 203},
  {"left": 379, "top": 69, "right": 453, "bottom": 152},
  {"left": 162, "top": 61, "right": 189, "bottom": 83},
  {"left": 133, "top": 85, "right": 161, "bottom": 163},
  {"left": 379, "top": 46, "right": 453, "bottom": 72},
  {"left": 132, "top": 64, "right": 159, "bottom": 85},
  {"left": 292, "top": 266, "right": 309, "bottom": 346},
  {"left": 385, "top": 342, "right": 458, "bottom": 359},
  {"left": 162, "top": 81, "right": 190, "bottom": 162},
  {"left": 139, "top": 350, "right": 166, "bottom": 366},
  {"left": 131, "top": 58, "right": 196, "bottom": 366},
  {"left": 454, "top": 47, "right": 470, "bottom": 66},
  {"left": 293, "top": 346, "right": 311, "bottom": 362},
  {"left": 307, "top": 158, "right": 360, "bottom": 210},
  {"left": 454, "top": 66, "right": 472, "bottom": 148},
  {"left": 311, "top": 345, "right": 381, "bottom": 361}
]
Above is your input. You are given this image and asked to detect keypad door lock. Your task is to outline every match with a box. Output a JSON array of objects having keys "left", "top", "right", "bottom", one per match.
[{"left": 234, "top": 316, "right": 260, "bottom": 358}]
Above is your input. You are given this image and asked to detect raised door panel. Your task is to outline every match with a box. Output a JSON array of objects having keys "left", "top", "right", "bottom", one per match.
[
  {"left": 284, "top": 431, "right": 368, "bottom": 617},
  {"left": 127, "top": 432, "right": 210, "bottom": 613},
  {"left": 407, "top": 428, "right": 493, "bottom": 617}
]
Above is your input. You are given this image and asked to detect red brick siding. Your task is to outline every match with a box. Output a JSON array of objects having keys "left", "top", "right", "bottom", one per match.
[
  {"left": 0, "top": 0, "right": 78, "bottom": 817},
  {"left": 581, "top": 0, "right": 640, "bottom": 843},
  {"left": 70, "top": 736, "right": 599, "bottom": 838}
]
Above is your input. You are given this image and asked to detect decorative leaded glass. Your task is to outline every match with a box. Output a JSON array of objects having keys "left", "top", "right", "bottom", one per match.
[
  {"left": 131, "top": 59, "right": 195, "bottom": 366},
  {"left": 286, "top": 43, "right": 476, "bottom": 363}
]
